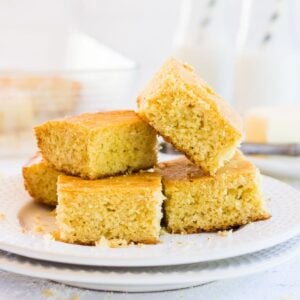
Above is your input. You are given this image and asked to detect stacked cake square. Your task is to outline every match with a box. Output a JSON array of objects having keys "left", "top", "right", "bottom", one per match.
[{"left": 23, "top": 58, "right": 270, "bottom": 246}]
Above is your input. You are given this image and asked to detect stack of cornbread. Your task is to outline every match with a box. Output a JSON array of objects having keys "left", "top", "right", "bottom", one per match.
[{"left": 23, "top": 58, "right": 270, "bottom": 246}]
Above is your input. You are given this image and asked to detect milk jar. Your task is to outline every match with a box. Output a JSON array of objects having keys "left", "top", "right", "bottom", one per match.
[
  {"left": 173, "top": 0, "right": 237, "bottom": 101},
  {"left": 234, "top": 0, "right": 299, "bottom": 115}
]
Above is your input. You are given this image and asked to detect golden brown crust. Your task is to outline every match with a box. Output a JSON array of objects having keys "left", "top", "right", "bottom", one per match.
[
  {"left": 138, "top": 57, "right": 243, "bottom": 134},
  {"left": 36, "top": 110, "right": 144, "bottom": 131},
  {"left": 58, "top": 237, "right": 160, "bottom": 246},
  {"left": 22, "top": 166, "right": 34, "bottom": 199},
  {"left": 34, "top": 110, "right": 157, "bottom": 180},
  {"left": 47, "top": 162, "right": 157, "bottom": 180},
  {"left": 157, "top": 151, "right": 256, "bottom": 182},
  {"left": 137, "top": 57, "right": 243, "bottom": 175},
  {"left": 58, "top": 172, "right": 161, "bottom": 191}
]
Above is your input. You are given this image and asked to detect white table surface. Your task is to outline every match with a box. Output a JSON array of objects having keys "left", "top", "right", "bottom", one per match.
[{"left": 0, "top": 158, "right": 300, "bottom": 300}]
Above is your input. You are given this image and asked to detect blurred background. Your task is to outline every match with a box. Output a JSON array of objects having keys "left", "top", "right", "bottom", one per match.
[{"left": 1, "top": 0, "right": 300, "bottom": 182}]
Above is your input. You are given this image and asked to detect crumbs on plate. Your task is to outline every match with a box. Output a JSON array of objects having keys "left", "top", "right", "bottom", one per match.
[{"left": 217, "top": 229, "right": 233, "bottom": 237}]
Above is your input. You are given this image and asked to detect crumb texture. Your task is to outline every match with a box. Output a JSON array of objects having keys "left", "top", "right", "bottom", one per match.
[
  {"left": 158, "top": 151, "right": 270, "bottom": 233},
  {"left": 138, "top": 58, "right": 242, "bottom": 174},
  {"left": 35, "top": 110, "right": 157, "bottom": 179},
  {"left": 22, "top": 153, "right": 62, "bottom": 206},
  {"left": 56, "top": 172, "right": 164, "bottom": 244}
]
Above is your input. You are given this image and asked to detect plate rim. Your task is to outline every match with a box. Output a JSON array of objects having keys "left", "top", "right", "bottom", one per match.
[
  {"left": 0, "top": 174, "right": 300, "bottom": 267},
  {"left": 0, "top": 236, "right": 299, "bottom": 286}
]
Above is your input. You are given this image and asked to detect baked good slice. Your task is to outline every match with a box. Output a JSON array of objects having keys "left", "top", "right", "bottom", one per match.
[
  {"left": 22, "top": 152, "right": 63, "bottom": 206},
  {"left": 138, "top": 58, "right": 243, "bottom": 175},
  {"left": 56, "top": 172, "right": 164, "bottom": 245},
  {"left": 158, "top": 151, "right": 270, "bottom": 233},
  {"left": 35, "top": 110, "right": 157, "bottom": 179}
]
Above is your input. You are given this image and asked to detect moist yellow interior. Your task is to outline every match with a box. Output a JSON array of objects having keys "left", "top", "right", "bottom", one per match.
[
  {"left": 88, "top": 122, "right": 157, "bottom": 178},
  {"left": 141, "top": 84, "right": 240, "bottom": 174},
  {"left": 57, "top": 179, "right": 164, "bottom": 244},
  {"left": 35, "top": 122, "right": 89, "bottom": 177},
  {"left": 163, "top": 172, "right": 270, "bottom": 233},
  {"left": 35, "top": 119, "right": 157, "bottom": 179},
  {"left": 23, "top": 161, "right": 61, "bottom": 206}
]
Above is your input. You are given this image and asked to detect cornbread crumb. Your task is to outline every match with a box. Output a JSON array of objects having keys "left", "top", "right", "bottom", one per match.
[
  {"left": 35, "top": 110, "right": 157, "bottom": 179},
  {"left": 70, "top": 295, "right": 80, "bottom": 300},
  {"left": 109, "top": 239, "right": 128, "bottom": 248},
  {"left": 217, "top": 229, "right": 233, "bottom": 237},
  {"left": 34, "top": 225, "right": 45, "bottom": 233},
  {"left": 138, "top": 57, "right": 242, "bottom": 175},
  {"left": 57, "top": 172, "right": 164, "bottom": 245},
  {"left": 158, "top": 151, "right": 270, "bottom": 233},
  {"left": 95, "top": 236, "right": 110, "bottom": 248},
  {"left": 43, "top": 233, "right": 55, "bottom": 241},
  {"left": 42, "top": 288, "right": 54, "bottom": 298},
  {"left": 22, "top": 152, "right": 63, "bottom": 206},
  {"left": 51, "top": 231, "right": 61, "bottom": 241}
]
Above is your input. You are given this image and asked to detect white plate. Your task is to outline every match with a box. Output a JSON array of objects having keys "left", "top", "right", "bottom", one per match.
[
  {"left": 0, "top": 236, "right": 299, "bottom": 292},
  {"left": 0, "top": 175, "right": 300, "bottom": 267}
]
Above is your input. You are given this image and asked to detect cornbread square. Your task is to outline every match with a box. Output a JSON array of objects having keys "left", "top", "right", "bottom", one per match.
[
  {"left": 35, "top": 110, "right": 157, "bottom": 179},
  {"left": 158, "top": 151, "right": 270, "bottom": 234},
  {"left": 138, "top": 58, "right": 243, "bottom": 175},
  {"left": 23, "top": 153, "right": 63, "bottom": 206},
  {"left": 57, "top": 172, "right": 164, "bottom": 244}
]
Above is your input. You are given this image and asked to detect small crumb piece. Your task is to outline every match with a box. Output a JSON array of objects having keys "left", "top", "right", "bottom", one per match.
[
  {"left": 109, "top": 239, "right": 128, "bottom": 248},
  {"left": 43, "top": 233, "right": 55, "bottom": 241},
  {"left": 217, "top": 229, "right": 233, "bottom": 237},
  {"left": 42, "top": 288, "right": 54, "bottom": 298},
  {"left": 70, "top": 295, "right": 80, "bottom": 300},
  {"left": 95, "top": 236, "right": 129, "bottom": 248},
  {"left": 95, "top": 236, "right": 110, "bottom": 248},
  {"left": 50, "top": 231, "right": 60, "bottom": 241},
  {"left": 35, "top": 225, "right": 44, "bottom": 233}
]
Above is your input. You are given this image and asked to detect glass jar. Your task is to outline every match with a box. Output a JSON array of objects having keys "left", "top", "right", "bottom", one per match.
[
  {"left": 173, "top": 0, "right": 238, "bottom": 101},
  {"left": 234, "top": 0, "right": 300, "bottom": 114}
]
